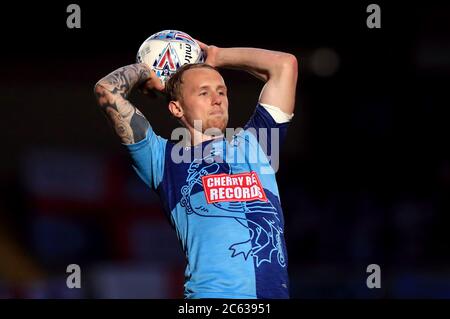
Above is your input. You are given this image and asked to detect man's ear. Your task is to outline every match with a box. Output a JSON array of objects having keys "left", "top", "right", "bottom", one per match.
[{"left": 168, "top": 101, "right": 183, "bottom": 118}]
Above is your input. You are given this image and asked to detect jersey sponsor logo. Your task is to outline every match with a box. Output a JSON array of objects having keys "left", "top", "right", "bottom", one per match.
[
  {"left": 180, "top": 153, "right": 286, "bottom": 267},
  {"left": 201, "top": 172, "right": 267, "bottom": 204}
]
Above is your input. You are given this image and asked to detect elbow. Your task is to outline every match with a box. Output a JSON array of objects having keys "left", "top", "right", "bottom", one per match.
[
  {"left": 94, "top": 82, "right": 104, "bottom": 97},
  {"left": 93, "top": 82, "right": 112, "bottom": 107},
  {"left": 93, "top": 82, "right": 103, "bottom": 103},
  {"left": 280, "top": 53, "right": 298, "bottom": 75},
  {"left": 271, "top": 53, "right": 299, "bottom": 79}
]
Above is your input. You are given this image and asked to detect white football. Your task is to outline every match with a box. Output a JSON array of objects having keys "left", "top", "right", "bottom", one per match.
[{"left": 136, "top": 30, "right": 204, "bottom": 84}]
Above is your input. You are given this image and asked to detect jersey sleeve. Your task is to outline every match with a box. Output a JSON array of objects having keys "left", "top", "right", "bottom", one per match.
[
  {"left": 243, "top": 103, "right": 294, "bottom": 151},
  {"left": 123, "top": 126, "right": 167, "bottom": 190}
]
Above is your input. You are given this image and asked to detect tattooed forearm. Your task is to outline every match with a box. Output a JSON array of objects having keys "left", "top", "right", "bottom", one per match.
[
  {"left": 105, "top": 107, "right": 134, "bottom": 144},
  {"left": 94, "top": 64, "right": 151, "bottom": 144},
  {"left": 97, "top": 63, "right": 152, "bottom": 99}
]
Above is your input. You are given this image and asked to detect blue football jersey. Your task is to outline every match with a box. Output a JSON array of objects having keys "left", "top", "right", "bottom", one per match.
[{"left": 124, "top": 104, "right": 290, "bottom": 299}]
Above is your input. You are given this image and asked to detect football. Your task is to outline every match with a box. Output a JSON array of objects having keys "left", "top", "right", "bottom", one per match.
[{"left": 136, "top": 30, "right": 204, "bottom": 84}]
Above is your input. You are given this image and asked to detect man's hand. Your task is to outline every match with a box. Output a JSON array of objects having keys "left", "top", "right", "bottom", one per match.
[
  {"left": 139, "top": 68, "right": 165, "bottom": 97},
  {"left": 196, "top": 40, "right": 220, "bottom": 67}
]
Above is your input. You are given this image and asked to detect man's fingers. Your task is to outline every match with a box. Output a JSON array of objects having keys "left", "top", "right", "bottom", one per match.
[
  {"left": 144, "top": 75, "right": 165, "bottom": 92},
  {"left": 195, "top": 39, "right": 208, "bottom": 51},
  {"left": 146, "top": 79, "right": 164, "bottom": 91},
  {"left": 194, "top": 39, "right": 215, "bottom": 66}
]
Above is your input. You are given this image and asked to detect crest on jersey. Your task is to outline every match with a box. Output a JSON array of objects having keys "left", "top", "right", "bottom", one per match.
[{"left": 152, "top": 42, "right": 182, "bottom": 78}]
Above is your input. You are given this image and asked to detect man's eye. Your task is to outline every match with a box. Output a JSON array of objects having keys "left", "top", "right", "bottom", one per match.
[
  {"left": 200, "top": 92, "right": 207, "bottom": 96},
  {"left": 218, "top": 91, "right": 225, "bottom": 95}
]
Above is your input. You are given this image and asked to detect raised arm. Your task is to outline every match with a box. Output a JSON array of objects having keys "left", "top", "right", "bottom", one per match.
[
  {"left": 94, "top": 63, "right": 164, "bottom": 144},
  {"left": 197, "top": 42, "right": 298, "bottom": 116}
]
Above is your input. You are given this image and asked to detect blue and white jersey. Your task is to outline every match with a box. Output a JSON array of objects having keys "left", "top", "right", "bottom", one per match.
[{"left": 125, "top": 103, "right": 292, "bottom": 299}]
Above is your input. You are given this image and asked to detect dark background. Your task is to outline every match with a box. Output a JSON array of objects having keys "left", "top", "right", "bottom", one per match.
[{"left": 0, "top": 1, "right": 449, "bottom": 298}]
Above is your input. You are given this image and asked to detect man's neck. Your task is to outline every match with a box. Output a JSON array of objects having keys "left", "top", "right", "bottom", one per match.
[{"left": 189, "top": 127, "right": 223, "bottom": 146}]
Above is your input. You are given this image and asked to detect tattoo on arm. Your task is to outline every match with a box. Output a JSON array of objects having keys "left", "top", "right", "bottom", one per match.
[{"left": 94, "top": 64, "right": 152, "bottom": 144}]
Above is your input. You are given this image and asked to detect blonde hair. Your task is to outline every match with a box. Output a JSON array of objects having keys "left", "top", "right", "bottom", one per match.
[{"left": 165, "top": 63, "right": 219, "bottom": 102}]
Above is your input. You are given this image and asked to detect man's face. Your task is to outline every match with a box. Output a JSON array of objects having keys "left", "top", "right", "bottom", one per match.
[{"left": 178, "top": 68, "right": 229, "bottom": 134}]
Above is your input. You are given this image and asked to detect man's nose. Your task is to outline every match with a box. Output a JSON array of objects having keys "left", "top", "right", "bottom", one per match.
[{"left": 211, "top": 92, "right": 222, "bottom": 105}]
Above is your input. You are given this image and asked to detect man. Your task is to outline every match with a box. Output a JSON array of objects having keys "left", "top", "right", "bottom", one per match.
[{"left": 94, "top": 40, "right": 298, "bottom": 298}]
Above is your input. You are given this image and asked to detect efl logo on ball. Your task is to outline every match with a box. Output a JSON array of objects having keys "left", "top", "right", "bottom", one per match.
[{"left": 136, "top": 30, "right": 204, "bottom": 83}]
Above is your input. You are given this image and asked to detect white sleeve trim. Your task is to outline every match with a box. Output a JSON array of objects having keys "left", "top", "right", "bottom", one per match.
[{"left": 260, "top": 103, "right": 294, "bottom": 124}]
